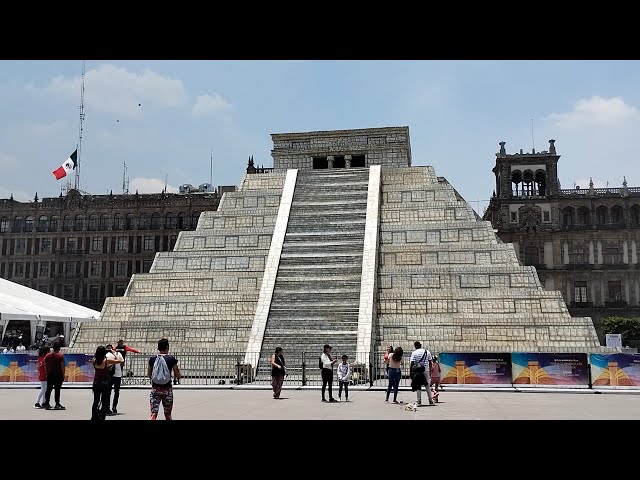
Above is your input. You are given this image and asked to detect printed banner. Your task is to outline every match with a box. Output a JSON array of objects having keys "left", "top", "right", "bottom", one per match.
[
  {"left": 590, "top": 353, "right": 640, "bottom": 388},
  {"left": 0, "top": 354, "right": 94, "bottom": 383},
  {"left": 440, "top": 352, "right": 512, "bottom": 385},
  {"left": 511, "top": 352, "right": 589, "bottom": 387}
]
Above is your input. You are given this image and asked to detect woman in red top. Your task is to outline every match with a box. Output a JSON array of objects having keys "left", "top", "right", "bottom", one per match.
[{"left": 35, "top": 346, "right": 50, "bottom": 408}]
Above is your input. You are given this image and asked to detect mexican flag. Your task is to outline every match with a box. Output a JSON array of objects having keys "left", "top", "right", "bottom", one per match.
[{"left": 52, "top": 149, "right": 77, "bottom": 180}]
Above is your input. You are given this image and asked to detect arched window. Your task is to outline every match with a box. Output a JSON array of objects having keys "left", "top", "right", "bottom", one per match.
[
  {"left": 611, "top": 205, "right": 624, "bottom": 224},
  {"left": 191, "top": 211, "right": 201, "bottom": 228},
  {"left": 178, "top": 212, "right": 188, "bottom": 229},
  {"left": 24, "top": 216, "right": 34, "bottom": 232},
  {"left": 49, "top": 216, "right": 59, "bottom": 232},
  {"left": 596, "top": 206, "right": 608, "bottom": 225},
  {"left": 522, "top": 170, "right": 535, "bottom": 196},
  {"left": 631, "top": 205, "right": 640, "bottom": 226},
  {"left": 165, "top": 212, "right": 177, "bottom": 229},
  {"left": 88, "top": 214, "right": 98, "bottom": 231},
  {"left": 511, "top": 170, "right": 522, "bottom": 196},
  {"left": 99, "top": 214, "right": 110, "bottom": 230},
  {"left": 139, "top": 213, "right": 150, "bottom": 230},
  {"left": 74, "top": 214, "right": 84, "bottom": 231},
  {"left": 125, "top": 213, "right": 136, "bottom": 230},
  {"left": 113, "top": 213, "right": 124, "bottom": 230},
  {"left": 0, "top": 217, "right": 9, "bottom": 233},
  {"left": 524, "top": 246, "right": 540, "bottom": 266},
  {"left": 37, "top": 215, "right": 49, "bottom": 232},
  {"left": 562, "top": 207, "right": 574, "bottom": 226},
  {"left": 151, "top": 212, "right": 161, "bottom": 230},
  {"left": 577, "top": 207, "right": 590, "bottom": 226},
  {"left": 534, "top": 170, "right": 547, "bottom": 196},
  {"left": 63, "top": 215, "right": 73, "bottom": 231},
  {"left": 13, "top": 216, "right": 24, "bottom": 233}
]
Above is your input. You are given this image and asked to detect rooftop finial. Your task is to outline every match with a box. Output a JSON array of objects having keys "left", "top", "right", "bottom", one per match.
[
  {"left": 589, "top": 177, "right": 594, "bottom": 188},
  {"left": 34, "top": 192, "right": 38, "bottom": 202},
  {"left": 623, "top": 176, "right": 628, "bottom": 187},
  {"left": 549, "top": 139, "right": 556, "bottom": 155},
  {"left": 499, "top": 141, "right": 506, "bottom": 156}
]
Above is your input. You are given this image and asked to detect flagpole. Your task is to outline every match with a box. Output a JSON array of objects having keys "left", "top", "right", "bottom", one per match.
[{"left": 76, "top": 60, "right": 86, "bottom": 191}]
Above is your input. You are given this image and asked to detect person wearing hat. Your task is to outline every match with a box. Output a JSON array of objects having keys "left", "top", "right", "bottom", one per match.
[{"left": 320, "top": 344, "right": 338, "bottom": 402}]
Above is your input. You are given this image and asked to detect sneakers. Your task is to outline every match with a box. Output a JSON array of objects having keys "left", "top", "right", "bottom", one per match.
[
  {"left": 34, "top": 403, "right": 42, "bottom": 409},
  {"left": 322, "top": 399, "right": 328, "bottom": 402},
  {"left": 328, "top": 398, "right": 338, "bottom": 403},
  {"left": 45, "top": 404, "right": 53, "bottom": 410},
  {"left": 106, "top": 409, "right": 114, "bottom": 415},
  {"left": 54, "top": 404, "right": 66, "bottom": 410},
  {"left": 112, "top": 408, "right": 118, "bottom": 414},
  {"left": 345, "top": 398, "right": 349, "bottom": 402},
  {"left": 416, "top": 401, "right": 422, "bottom": 406},
  {"left": 393, "top": 400, "right": 400, "bottom": 404}
]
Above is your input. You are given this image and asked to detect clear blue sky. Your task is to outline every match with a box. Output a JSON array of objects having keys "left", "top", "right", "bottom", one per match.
[{"left": 1, "top": 60, "right": 639, "bottom": 214}]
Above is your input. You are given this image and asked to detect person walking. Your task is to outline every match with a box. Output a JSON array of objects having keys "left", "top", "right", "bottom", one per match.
[
  {"left": 337, "top": 354, "right": 350, "bottom": 402},
  {"left": 105, "top": 343, "right": 125, "bottom": 414},
  {"left": 147, "top": 338, "right": 181, "bottom": 420},
  {"left": 385, "top": 346, "right": 403, "bottom": 404},
  {"left": 430, "top": 355, "right": 442, "bottom": 394},
  {"left": 34, "top": 346, "right": 50, "bottom": 408},
  {"left": 43, "top": 342, "right": 66, "bottom": 411},
  {"left": 270, "top": 346, "right": 286, "bottom": 399},
  {"left": 410, "top": 341, "right": 435, "bottom": 406},
  {"left": 91, "top": 345, "right": 123, "bottom": 421},
  {"left": 320, "top": 344, "right": 338, "bottom": 403}
]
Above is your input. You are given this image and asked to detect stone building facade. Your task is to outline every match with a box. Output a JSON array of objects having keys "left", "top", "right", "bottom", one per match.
[
  {"left": 483, "top": 140, "right": 640, "bottom": 343},
  {"left": 0, "top": 186, "right": 232, "bottom": 345}
]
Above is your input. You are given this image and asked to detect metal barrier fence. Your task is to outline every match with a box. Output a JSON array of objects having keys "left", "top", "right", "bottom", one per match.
[{"left": 118, "top": 350, "right": 406, "bottom": 387}]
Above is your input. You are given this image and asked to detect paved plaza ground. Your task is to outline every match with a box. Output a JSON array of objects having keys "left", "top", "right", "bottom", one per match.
[{"left": 1, "top": 385, "right": 639, "bottom": 420}]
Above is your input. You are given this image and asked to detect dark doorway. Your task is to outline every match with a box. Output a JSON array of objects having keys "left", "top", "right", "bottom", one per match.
[
  {"left": 333, "top": 156, "right": 345, "bottom": 168},
  {"left": 313, "top": 157, "right": 328, "bottom": 169},
  {"left": 351, "top": 155, "right": 365, "bottom": 168}
]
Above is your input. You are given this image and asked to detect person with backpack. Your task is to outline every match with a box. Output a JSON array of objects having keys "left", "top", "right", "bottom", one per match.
[
  {"left": 147, "top": 338, "right": 181, "bottom": 420},
  {"left": 320, "top": 344, "right": 338, "bottom": 403}
]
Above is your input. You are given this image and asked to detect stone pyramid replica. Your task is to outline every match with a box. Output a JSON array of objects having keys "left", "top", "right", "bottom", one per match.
[{"left": 70, "top": 127, "right": 607, "bottom": 374}]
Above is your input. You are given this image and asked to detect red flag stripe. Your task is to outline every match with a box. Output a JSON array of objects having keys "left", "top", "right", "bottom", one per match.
[{"left": 52, "top": 166, "right": 67, "bottom": 180}]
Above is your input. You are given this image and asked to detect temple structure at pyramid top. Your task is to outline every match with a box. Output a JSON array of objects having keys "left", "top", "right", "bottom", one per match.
[{"left": 70, "top": 126, "right": 610, "bottom": 372}]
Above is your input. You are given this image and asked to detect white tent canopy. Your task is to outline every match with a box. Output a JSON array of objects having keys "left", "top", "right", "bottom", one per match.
[{"left": 0, "top": 278, "right": 100, "bottom": 323}]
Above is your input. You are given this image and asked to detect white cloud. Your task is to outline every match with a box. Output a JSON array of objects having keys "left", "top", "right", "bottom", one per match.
[
  {"left": 192, "top": 93, "right": 232, "bottom": 116},
  {"left": 42, "top": 64, "right": 187, "bottom": 117},
  {"left": 129, "top": 177, "right": 178, "bottom": 194},
  {"left": 547, "top": 96, "right": 638, "bottom": 128},
  {"left": 0, "top": 186, "right": 31, "bottom": 202}
]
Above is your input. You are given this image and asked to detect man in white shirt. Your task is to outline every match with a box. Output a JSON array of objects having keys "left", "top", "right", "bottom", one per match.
[
  {"left": 410, "top": 341, "right": 435, "bottom": 406},
  {"left": 105, "top": 344, "right": 125, "bottom": 415}
]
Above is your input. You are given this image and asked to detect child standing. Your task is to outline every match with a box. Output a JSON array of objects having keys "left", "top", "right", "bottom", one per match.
[{"left": 337, "top": 354, "right": 351, "bottom": 402}]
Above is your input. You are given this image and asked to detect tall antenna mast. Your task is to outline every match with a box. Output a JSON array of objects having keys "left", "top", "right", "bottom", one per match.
[
  {"left": 530, "top": 118, "right": 535, "bottom": 152},
  {"left": 76, "top": 60, "right": 86, "bottom": 191},
  {"left": 122, "top": 161, "right": 129, "bottom": 194},
  {"left": 164, "top": 173, "right": 168, "bottom": 194},
  {"left": 210, "top": 148, "right": 213, "bottom": 186}
]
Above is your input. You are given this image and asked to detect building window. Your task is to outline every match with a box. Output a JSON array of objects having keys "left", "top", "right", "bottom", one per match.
[
  {"left": 65, "top": 261, "right": 76, "bottom": 277},
  {"left": 74, "top": 215, "right": 84, "bottom": 231},
  {"left": 49, "top": 216, "right": 58, "bottom": 232},
  {"left": 113, "top": 214, "right": 124, "bottom": 230},
  {"left": 192, "top": 212, "right": 201, "bottom": 227},
  {"left": 165, "top": 213, "right": 178, "bottom": 229},
  {"left": 39, "top": 262, "right": 49, "bottom": 277},
  {"left": 596, "top": 206, "right": 607, "bottom": 225},
  {"left": 63, "top": 215, "right": 73, "bottom": 231},
  {"left": 88, "top": 214, "right": 98, "bottom": 231},
  {"left": 13, "top": 216, "right": 24, "bottom": 233},
  {"left": 543, "top": 211, "right": 550, "bottom": 222},
  {"left": 169, "top": 234, "right": 178, "bottom": 250},
  {"left": 574, "top": 281, "right": 588, "bottom": 303},
  {"left": 90, "top": 261, "right": 101, "bottom": 276},
  {"left": 114, "top": 285, "right": 126, "bottom": 296},
  {"left": 116, "top": 261, "right": 127, "bottom": 276},
  {"left": 608, "top": 281, "right": 623, "bottom": 302},
  {"left": 88, "top": 284, "right": 100, "bottom": 300},
  {"left": 139, "top": 214, "right": 150, "bottom": 230},
  {"left": 571, "top": 248, "right": 586, "bottom": 264},
  {"left": 91, "top": 237, "right": 102, "bottom": 251},
  {"left": 24, "top": 216, "right": 34, "bottom": 232},
  {"left": 41, "top": 238, "right": 51, "bottom": 253},
  {"left": 117, "top": 236, "right": 128, "bottom": 251},
  {"left": 604, "top": 247, "right": 622, "bottom": 265},
  {"left": 524, "top": 246, "right": 539, "bottom": 266},
  {"left": 66, "top": 238, "right": 77, "bottom": 253},
  {"left": 577, "top": 207, "right": 589, "bottom": 225},
  {"left": 15, "top": 238, "right": 26, "bottom": 254},
  {"left": 37, "top": 215, "right": 49, "bottom": 232},
  {"left": 143, "top": 260, "right": 153, "bottom": 272},
  {"left": 63, "top": 284, "right": 74, "bottom": 300},
  {"left": 151, "top": 212, "right": 161, "bottom": 230},
  {"left": 143, "top": 235, "right": 154, "bottom": 250},
  {"left": 178, "top": 212, "right": 188, "bottom": 229},
  {"left": 99, "top": 214, "right": 110, "bottom": 231},
  {"left": 611, "top": 205, "right": 624, "bottom": 224},
  {"left": 0, "top": 217, "right": 8, "bottom": 233},
  {"left": 15, "top": 262, "right": 25, "bottom": 277},
  {"left": 510, "top": 211, "right": 517, "bottom": 223}
]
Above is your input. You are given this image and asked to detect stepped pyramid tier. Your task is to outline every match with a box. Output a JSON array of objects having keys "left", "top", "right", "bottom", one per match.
[{"left": 71, "top": 126, "right": 610, "bottom": 379}]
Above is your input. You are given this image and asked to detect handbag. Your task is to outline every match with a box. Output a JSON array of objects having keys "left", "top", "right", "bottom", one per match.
[{"left": 410, "top": 351, "right": 427, "bottom": 375}]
